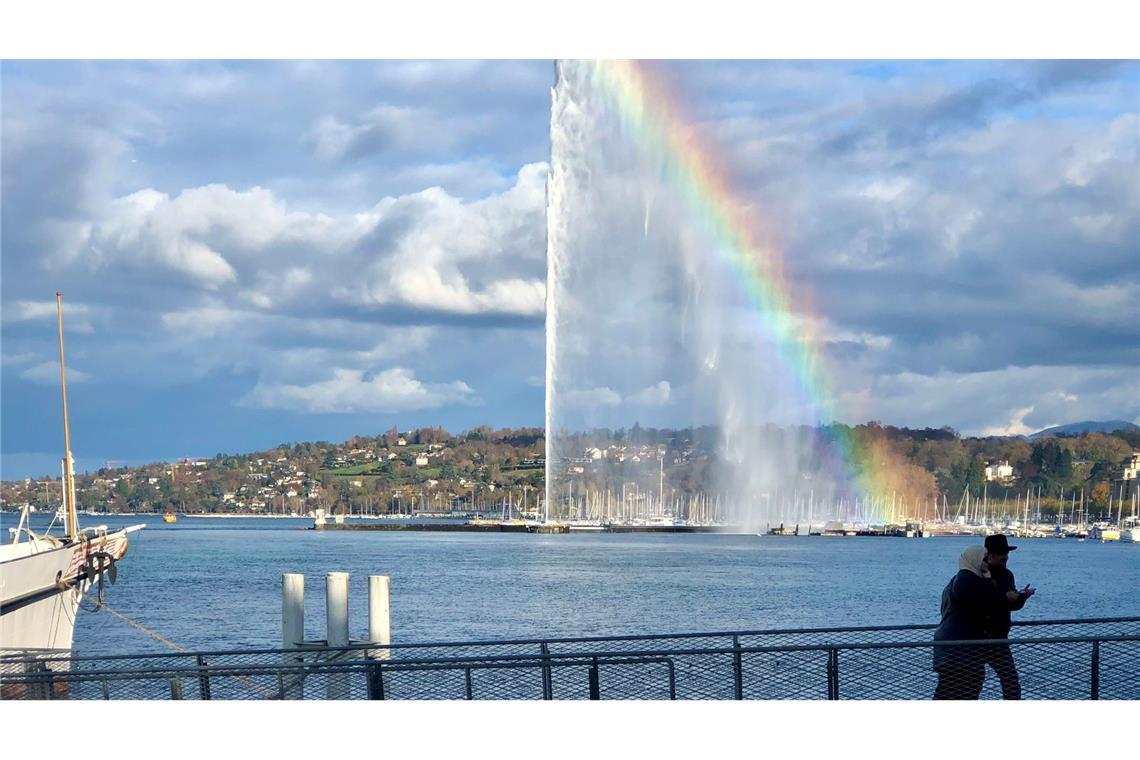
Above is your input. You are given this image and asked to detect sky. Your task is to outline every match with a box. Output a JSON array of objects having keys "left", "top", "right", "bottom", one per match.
[{"left": 2, "top": 59, "right": 1138, "bottom": 479}]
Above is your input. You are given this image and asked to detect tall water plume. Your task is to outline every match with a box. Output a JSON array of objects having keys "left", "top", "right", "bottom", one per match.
[{"left": 546, "top": 61, "right": 889, "bottom": 529}]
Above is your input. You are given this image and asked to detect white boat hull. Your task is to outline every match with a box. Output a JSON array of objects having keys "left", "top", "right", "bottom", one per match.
[{"left": 0, "top": 529, "right": 131, "bottom": 652}]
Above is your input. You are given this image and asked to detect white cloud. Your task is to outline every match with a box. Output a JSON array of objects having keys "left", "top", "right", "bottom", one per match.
[
  {"left": 1, "top": 352, "right": 38, "bottom": 365},
  {"left": 20, "top": 361, "right": 89, "bottom": 384},
  {"left": 64, "top": 165, "right": 548, "bottom": 318},
  {"left": 160, "top": 306, "right": 246, "bottom": 337},
  {"left": 350, "top": 329, "right": 437, "bottom": 363},
  {"left": 859, "top": 177, "right": 912, "bottom": 202},
  {"left": 382, "top": 269, "right": 545, "bottom": 316},
  {"left": 179, "top": 70, "right": 244, "bottom": 99},
  {"left": 629, "top": 380, "right": 673, "bottom": 407},
  {"left": 239, "top": 367, "right": 477, "bottom": 414},
  {"left": 981, "top": 406, "right": 1038, "bottom": 437},
  {"left": 2, "top": 300, "right": 96, "bottom": 332},
  {"left": 82, "top": 185, "right": 345, "bottom": 289},
  {"left": 563, "top": 387, "right": 623, "bottom": 407}
]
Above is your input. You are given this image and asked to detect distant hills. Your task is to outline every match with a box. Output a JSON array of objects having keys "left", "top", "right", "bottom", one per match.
[{"left": 1029, "top": 420, "right": 1140, "bottom": 439}]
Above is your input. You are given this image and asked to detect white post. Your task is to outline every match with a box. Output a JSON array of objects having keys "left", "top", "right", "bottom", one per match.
[
  {"left": 326, "top": 572, "right": 350, "bottom": 646},
  {"left": 283, "top": 574, "right": 305, "bottom": 648},
  {"left": 367, "top": 575, "right": 392, "bottom": 697},
  {"left": 368, "top": 575, "right": 391, "bottom": 647},
  {"left": 326, "top": 572, "right": 350, "bottom": 699},
  {"left": 282, "top": 573, "right": 305, "bottom": 699}
]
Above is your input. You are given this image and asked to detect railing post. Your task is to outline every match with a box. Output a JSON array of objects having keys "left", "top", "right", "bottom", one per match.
[
  {"left": 25, "top": 661, "right": 51, "bottom": 700},
  {"left": 540, "top": 643, "right": 553, "bottom": 700},
  {"left": 1090, "top": 640, "right": 1100, "bottom": 700},
  {"left": 169, "top": 676, "right": 183, "bottom": 700},
  {"left": 588, "top": 657, "right": 600, "bottom": 700},
  {"left": 826, "top": 648, "right": 839, "bottom": 700},
  {"left": 366, "top": 662, "right": 387, "bottom": 700},
  {"left": 465, "top": 667, "right": 474, "bottom": 700},
  {"left": 196, "top": 654, "right": 212, "bottom": 700},
  {"left": 732, "top": 635, "right": 744, "bottom": 700}
]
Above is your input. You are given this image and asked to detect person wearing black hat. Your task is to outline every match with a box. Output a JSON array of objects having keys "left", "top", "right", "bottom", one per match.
[{"left": 982, "top": 533, "right": 1035, "bottom": 699}]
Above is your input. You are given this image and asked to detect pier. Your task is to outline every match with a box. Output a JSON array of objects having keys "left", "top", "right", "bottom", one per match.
[{"left": 311, "top": 520, "right": 740, "bottom": 534}]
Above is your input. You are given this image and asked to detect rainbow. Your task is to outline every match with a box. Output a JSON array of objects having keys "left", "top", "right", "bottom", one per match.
[{"left": 585, "top": 60, "right": 909, "bottom": 518}]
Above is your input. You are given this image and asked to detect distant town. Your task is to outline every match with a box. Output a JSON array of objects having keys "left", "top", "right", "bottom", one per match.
[{"left": 2, "top": 422, "right": 1138, "bottom": 523}]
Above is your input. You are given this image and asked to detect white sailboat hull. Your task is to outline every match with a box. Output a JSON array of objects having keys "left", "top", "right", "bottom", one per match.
[{"left": 0, "top": 529, "right": 131, "bottom": 652}]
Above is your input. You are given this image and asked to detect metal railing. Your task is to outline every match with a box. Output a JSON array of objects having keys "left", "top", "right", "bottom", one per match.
[{"left": 2, "top": 616, "right": 1137, "bottom": 700}]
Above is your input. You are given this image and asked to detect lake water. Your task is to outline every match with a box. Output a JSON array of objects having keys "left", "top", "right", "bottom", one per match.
[{"left": 5, "top": 514, "right": 1138, "bottom": 655}]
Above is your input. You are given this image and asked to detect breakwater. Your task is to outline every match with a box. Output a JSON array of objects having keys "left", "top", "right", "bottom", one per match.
[{"left": 310, "top": 521, "right": 738, "bottom": 534}]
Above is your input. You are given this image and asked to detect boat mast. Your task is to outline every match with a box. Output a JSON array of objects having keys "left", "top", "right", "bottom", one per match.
[{"left": 56, "top": 291, "right": 79, "bottom": 540}]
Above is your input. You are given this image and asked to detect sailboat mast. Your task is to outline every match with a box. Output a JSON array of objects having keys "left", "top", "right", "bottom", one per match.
[{"left": 56, "top": 291, "right": 79, "bottom": 540}]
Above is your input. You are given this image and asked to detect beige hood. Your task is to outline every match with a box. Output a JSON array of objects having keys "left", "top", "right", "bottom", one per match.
[{"left": 958, "top": 545, "right": 989, "bottom": 578}]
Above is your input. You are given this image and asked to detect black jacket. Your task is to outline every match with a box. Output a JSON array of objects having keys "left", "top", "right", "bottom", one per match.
[
  {"left": 932, "top": 569, "right": 1006, "bottom": 669},
  {"left": 986, "top": 565, "right": 1026, "bottom": 639}
]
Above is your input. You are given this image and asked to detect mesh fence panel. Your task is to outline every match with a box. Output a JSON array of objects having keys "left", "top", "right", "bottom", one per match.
[
  {"left": 741, "top": 648, "right": 831, "bottom": 699},
  {"left": 3, "top": 616, "right": 1137, "bottom": 700}
]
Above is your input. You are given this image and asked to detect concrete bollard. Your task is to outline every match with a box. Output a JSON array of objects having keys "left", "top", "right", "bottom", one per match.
[
  {"left": 283, "top": 573, "right": 305, "bottom": 649},
  {"left": 281, "top": 573, "right": 305, "bottom": 699},
  {"left": 368, "top": 575, "right": 392, "bottom": 698},
  {"left": 368, "top": 575, "right": 391, "bottom": 648},
  {"left": 326, "top": 572, "right": 350, "bottom": 699},
  {"left": 281, "top": 571, "right": 393, "bottom": 699}
]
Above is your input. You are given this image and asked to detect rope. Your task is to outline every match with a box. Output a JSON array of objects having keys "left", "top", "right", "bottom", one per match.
[
  {"left": 100, "top": 603, "right": 190, "bottom": 653},
  {"left": 97, "top": 602, "right": 277, "bottom": 698}
]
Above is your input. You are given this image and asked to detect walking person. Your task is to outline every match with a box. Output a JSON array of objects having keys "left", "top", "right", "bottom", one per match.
[
  {"left": 932, "top": 545, "right": 1006, "bottom": 699},
  {"left": 982, "top": 534, "right": 1035, "bottom": 699}
]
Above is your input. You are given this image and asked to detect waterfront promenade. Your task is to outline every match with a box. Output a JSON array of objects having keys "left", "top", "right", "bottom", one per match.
[{"left": 4, "top": 615, "right": 1137, "bottom": 700}]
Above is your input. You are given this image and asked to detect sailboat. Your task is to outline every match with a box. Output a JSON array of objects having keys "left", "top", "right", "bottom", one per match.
[{"left": 0, "top": 293, "right": 144, "bottom": 658}]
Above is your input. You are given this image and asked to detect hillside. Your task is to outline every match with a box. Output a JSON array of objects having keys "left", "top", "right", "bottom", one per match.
[{"left": 3, "top": 422, "right": 1137, "bottom": 518}]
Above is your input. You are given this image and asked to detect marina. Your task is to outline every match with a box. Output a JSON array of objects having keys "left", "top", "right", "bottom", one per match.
[{"left": 307, "top": 509, "right": 1140, "bottom": 539}]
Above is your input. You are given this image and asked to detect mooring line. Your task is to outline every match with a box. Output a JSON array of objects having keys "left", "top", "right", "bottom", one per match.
[
  {"left": 100, "top": 603, "right": 188, "bottom": 652},
  {"left": 98, "top": 602, "right": 277, "bottom": 698}
]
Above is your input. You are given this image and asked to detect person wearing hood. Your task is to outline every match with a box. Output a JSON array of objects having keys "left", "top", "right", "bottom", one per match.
[{"left": 931, "top": 545, "right": 1007, "bottom": 699}]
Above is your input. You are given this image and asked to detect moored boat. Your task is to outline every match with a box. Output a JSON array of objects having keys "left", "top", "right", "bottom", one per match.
[
  {"left": 0, "top": 293, "right": 144, "bottom": 672},
  {"left": 1088, "top": 523, "right": 1120, "bottom": 542}
]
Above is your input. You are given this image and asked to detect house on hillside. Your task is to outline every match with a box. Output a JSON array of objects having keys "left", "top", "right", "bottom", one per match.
[
  {"left": 1123, "top": 453, "right": 1140, "bottom": 480},
  {"left": 984, "top": 460, "right": 1015, "bottom": 484},
  {"left": 1112, "top": 452, "right": 1140, "bottom": 498}
]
